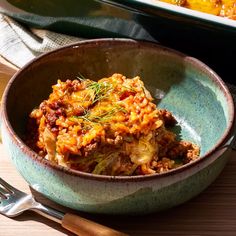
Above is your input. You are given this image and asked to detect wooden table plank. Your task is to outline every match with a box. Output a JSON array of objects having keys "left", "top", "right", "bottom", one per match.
[
  {"left": 0, "top": 56, "right": 18, "bottom": 99},
  {"left": 1, "top": 55, "right": 236, "bottom": 235}
]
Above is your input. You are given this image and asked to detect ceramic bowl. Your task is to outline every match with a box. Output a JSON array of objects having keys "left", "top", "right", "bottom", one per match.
[{"left": 1, "top": 39, "right": 235, "bottom": 214}]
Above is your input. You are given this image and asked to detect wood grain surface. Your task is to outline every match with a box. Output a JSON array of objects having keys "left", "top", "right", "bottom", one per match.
[{"left": 0, "top": 56, "right": 236, "bottom": 236}]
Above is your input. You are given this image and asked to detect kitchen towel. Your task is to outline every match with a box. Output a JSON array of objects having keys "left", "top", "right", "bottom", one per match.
[{"left": 0, "top": 13, "right": 83, "bottom": 68}]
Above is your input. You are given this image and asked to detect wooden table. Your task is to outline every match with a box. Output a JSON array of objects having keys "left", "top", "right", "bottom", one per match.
[{"left": 1, "top": 57, "right": 236, "bottom": 236}]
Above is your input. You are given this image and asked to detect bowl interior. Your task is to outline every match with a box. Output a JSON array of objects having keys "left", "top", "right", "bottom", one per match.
[{"left": 5, "top": 39, "right": 232, "bottom": 158}]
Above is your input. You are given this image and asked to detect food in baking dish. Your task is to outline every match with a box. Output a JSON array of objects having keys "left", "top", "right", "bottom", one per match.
[{"left": 158, "top": 0, "right": 236, "bottom": 19}]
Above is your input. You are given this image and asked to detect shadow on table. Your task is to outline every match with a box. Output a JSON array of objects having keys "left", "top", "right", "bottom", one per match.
[
  {"left": 23, "top": 155, "right": 236, "bottom": 236},
  {"left": 13, "top": 211, "right": 74, "bottom": 236}
]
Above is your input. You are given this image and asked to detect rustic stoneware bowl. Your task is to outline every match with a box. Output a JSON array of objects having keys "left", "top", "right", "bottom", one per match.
[{"left": 1, "top": 39, "right": 235, "bottom": 214}]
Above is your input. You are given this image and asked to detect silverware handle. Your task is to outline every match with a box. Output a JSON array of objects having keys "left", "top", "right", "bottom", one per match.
[
  {"left": 31, "top": 203, "right": 64, "bottom": 224},
  {"left": 31, "top": 203, "right": 128, "bottom": 236},
  {"left": 62, "top": 213, "right": 129, "bottom": 236}
]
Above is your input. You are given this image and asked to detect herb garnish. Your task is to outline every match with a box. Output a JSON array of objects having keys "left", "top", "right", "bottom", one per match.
[
  {"left": 87, "top": 81, "right": 113, "bottom": 104},
  {"left": 70, "top": 104, "right": 127, "bottom": 123}
]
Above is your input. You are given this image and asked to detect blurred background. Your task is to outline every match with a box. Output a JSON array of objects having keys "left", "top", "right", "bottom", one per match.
[{"left": 0, "top": 0, "right": 235, "bottom": 84}]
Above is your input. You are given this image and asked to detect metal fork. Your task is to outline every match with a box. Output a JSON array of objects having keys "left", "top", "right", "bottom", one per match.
[{"left": 0, "top": 177, "right": 128, "bottom": 236}]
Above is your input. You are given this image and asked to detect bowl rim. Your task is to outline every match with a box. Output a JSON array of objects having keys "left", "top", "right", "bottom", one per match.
[{"left": 2, "top": 38, "right": 235, "bottom": 182}]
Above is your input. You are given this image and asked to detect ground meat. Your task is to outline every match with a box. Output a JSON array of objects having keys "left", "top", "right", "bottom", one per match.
[
  {"left": 167, "top": 141, "right": 200, "bottom": 163},
  {"left": 105, "top": 135, "right": 123, "bottom": 145},
  {"left": 48, "top": 100, "right": 63, "bottom": 110},
  {"left": 65, "top": 79, "right": 84, "bottom": 93},
  {"left": 45, "top": 111, "right": 58, "bottom": 127},
  {"left": 83, "top": 143, "right": 98, "bottom": 157},
  {"left": 40, "top": 100, "right": 66, "bottom": 130},
  {"left": 159, "top": 109, "right": 177, "bottom": 126}
]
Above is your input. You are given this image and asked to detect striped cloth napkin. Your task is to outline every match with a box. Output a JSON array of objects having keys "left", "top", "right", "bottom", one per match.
[{"left": 0, "top": 13, "right": 83, "bottom": 68}]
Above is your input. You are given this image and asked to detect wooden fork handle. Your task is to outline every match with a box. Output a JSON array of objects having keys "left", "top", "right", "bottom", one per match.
[{"left": 62, "top": 213, "right": 129, "bottom": 236}]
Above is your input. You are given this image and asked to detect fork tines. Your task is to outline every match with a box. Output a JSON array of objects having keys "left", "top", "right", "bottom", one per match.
[
  {"left": 0, "top": 178, "right": 15, "bottom": 194},
  {"left": 0, "top": 186, "right": 10, "bottom": 199}
]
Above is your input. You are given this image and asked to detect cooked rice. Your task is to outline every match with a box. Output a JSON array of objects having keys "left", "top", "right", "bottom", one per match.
[{"left": 27, "top": 73, "right": 200, "bottom": 176}]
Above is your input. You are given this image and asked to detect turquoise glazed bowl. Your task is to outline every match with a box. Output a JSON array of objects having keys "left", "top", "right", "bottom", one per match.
[{"left": 1, "top": 39, "right": 235, "bottom": 214}]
